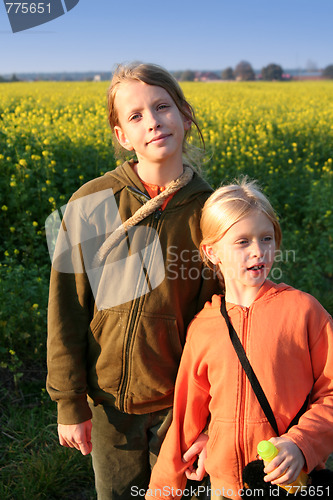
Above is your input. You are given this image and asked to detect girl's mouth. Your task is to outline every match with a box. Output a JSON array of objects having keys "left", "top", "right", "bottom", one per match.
[
  {"left": 248, "top": 264, "right": 265, "bottom": 271},
  {"left": 148, "top": 134, "right": 171, "bottom": 144}
]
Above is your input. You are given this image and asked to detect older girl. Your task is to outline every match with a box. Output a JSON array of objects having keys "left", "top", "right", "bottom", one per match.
[{"left": 47, "top": 62, "right": 219, "bottom": 499}]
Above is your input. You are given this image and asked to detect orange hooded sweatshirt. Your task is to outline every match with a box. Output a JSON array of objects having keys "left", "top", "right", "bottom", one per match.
[{"left": 147, "top": 280, "right": 333, "bottom": 499}]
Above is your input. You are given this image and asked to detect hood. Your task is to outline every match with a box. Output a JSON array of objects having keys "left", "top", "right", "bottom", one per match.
[
  {"left": 196, "top": 280, "right": 293, "bottom": 319},
  {"left": 106, "top": 160, "right": 213, "bottom": 208},
  {"left": 70, "top": 160, "right": 212, "bottom": 211}
]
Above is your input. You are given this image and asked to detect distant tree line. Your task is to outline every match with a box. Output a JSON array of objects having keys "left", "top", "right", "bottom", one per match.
[
  {"left": 0, "top": 74, "right": 21, "bottom": 83},
  {"left": 222, "top": 61, "right": 287, "bottom": 81},
  {"left": 1, "top": 65, "right": 333, "bottom": 83},
  {"left": 172, "top": 70, "right": 196, "bottom": 81},
  {"left": 323, "top": 64, "right": 333, "bottom": 79},
  {"left": 172, "top": 63, "right": 333, "bottom": 82}
]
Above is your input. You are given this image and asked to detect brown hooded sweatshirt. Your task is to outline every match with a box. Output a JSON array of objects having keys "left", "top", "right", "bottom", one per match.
[{"left": 46, "top": 161, "right": 219, "bottom": 424}]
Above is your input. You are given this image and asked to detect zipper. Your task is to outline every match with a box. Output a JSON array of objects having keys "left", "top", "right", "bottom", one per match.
[
  {"left": 125, "top": 185, "right": 151, "bottom": 205},
  {"left": 117, "top": 207, "right": 163, "bottom": 412},
  {"left": 238, "top": 307, "right": 249, "bottom": 479},
  {"left": 154, "top": 208, "right": 162, "bottom": 220}
]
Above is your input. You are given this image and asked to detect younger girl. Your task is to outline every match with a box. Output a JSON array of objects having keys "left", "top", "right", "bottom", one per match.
[
  {"left": 46, "top": 63, "right": 219, "bottom": 499},
  {"left": 147, "top": 178, "right": 333, "bottom": 499}
]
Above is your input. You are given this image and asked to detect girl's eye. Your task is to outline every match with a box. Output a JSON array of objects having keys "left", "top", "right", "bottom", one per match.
[
  {"left": 129, "top": 113, "right": 141, "bottom": 121},
  {"left": 236, "top": 239, "right": 248, "bottom": 245},
  {"left": 157, "top": 104, "right": 169, "bottom": 111},
  {"left": 263, "top": 236, "right": 273, "bottom": 242}
]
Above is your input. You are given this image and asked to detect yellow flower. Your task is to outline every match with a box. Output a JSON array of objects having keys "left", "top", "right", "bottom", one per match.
[
  {"left": 2, "top": 205, "right": 8, "bottom": 211},
  {"left": 32, "top": 221, "right": 38, "bottom": 227}
]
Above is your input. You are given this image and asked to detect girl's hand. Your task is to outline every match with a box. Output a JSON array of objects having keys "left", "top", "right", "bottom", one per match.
[
  {"left": 182, "top": 433, "right": 208, "bottom": 481},
  {"left": 262, "top": 437, "right": 305, "bottom": 486},
  {"left": 58, "top": 420, "right": 92, "bottom": 456}
]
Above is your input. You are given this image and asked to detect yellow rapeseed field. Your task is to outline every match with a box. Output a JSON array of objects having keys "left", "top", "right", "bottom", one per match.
[{"left": 0, "top": 81, "right": 332, "bottom": 368}]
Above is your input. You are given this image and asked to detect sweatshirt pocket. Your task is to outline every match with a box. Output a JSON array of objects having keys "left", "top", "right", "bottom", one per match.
[
  {"left": 87, "top": 308, "right": 128, "bottom": 394},
  {"left": 205, "top": 418, "right": 240, "bottom": 488},
  {"left": 87, "top": 309, "right": 183, "bottom": 406},
  {"left": 128, "top": 312, "right": 183, "bottom": 403}
]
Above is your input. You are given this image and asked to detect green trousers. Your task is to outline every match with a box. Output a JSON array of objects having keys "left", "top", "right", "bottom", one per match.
[{"left": 89, "top": 402, "right": 210, "bottom": 500}]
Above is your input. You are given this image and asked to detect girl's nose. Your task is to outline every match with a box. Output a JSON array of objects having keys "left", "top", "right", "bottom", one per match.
[
  {"left": 251, "top": 241, "right": 264, "bottom": 258},
  {"left": 147, "top": 111, "right": 160, "bottom": 131}
]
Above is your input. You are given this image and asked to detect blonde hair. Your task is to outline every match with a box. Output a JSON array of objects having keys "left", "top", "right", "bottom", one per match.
[
  {"left": 107, "top": 62, "right": 204, "bottom": 162},
  {"left": 200, "top": 178, "right": 282, "bottom": 285}
]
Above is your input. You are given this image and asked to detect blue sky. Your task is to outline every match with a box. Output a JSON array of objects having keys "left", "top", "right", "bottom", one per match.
[{"left": 1, "top": 0, "right": 332, "bottom": 74}]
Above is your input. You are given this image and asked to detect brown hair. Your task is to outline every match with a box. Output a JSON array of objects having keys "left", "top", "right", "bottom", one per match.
[{"left": 107, "top": 62, "right": 204, "bottom": 160}]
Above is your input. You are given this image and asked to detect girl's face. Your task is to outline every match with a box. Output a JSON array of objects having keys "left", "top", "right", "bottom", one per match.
[
  {"left": 204, "top": 210, "right": 276, "bottom": 303},
  {"left": 113, "top": 80, "right": 191, "bottom": 167}
]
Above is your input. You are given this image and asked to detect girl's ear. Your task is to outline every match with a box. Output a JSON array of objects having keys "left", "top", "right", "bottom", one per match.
[
  {"left": 201, "top": 244, "right": 220, "bottom": 265},
  {"left": 114, "top": 126, "right": 134, "bottom": 151},
  {"left": 183, "top": 115, "right": 192, "bottom": 131},
  {"left": 183, "top": 118, "right": 192, "bottom": 131},
  {"left": 181, "top": 104, "right": 193, "bottom": 131}
]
